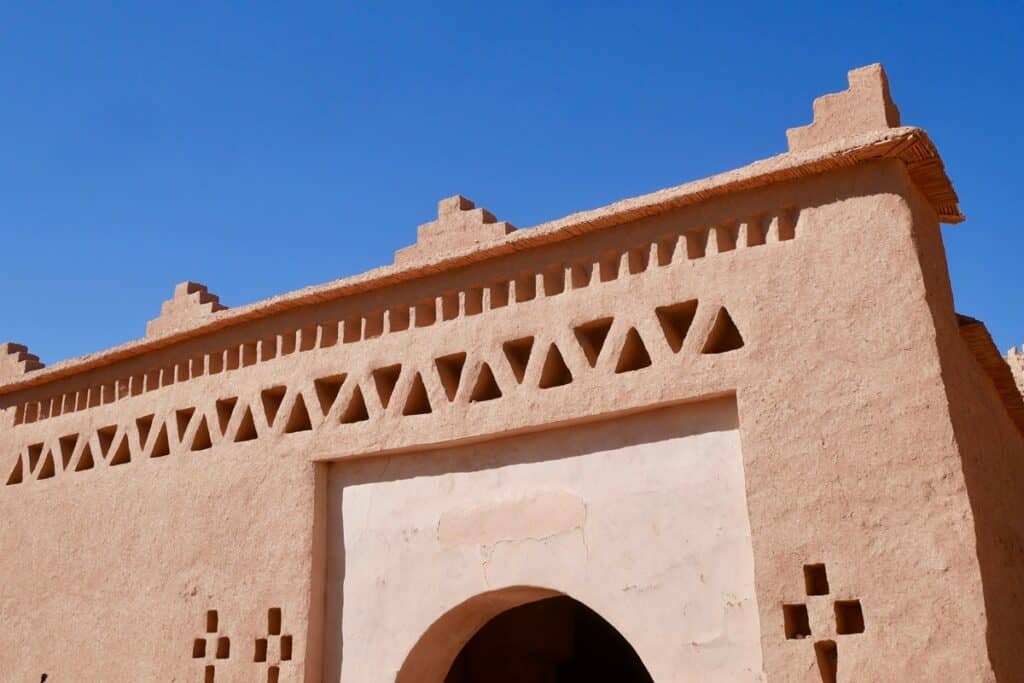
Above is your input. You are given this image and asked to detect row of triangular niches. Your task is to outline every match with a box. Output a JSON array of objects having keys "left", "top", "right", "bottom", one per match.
[
  {"left": 15, "top": 203, "right": 795, "bottom": 429},
  {"left": 5, "top": 302, "right": 742, "bottom": 486}
]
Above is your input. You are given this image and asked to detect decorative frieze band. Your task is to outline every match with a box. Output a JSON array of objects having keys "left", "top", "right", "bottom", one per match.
[{"left": 9, "top": 204, "right": 797, "bottom": 429}]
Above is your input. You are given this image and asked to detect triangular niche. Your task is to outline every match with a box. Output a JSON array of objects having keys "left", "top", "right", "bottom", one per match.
[
  {"left": 191, "top": 416, "right": 213, "bottom": 451},
  {"left": 6, "top": 457, "right": 24, "bottom": 485},
  {"left": 340, "top": 386, "right": 370, "bottom": 424},
  {"left": 574, "top": 318, "right": 613, "bottom": 368},
  {"left": 402, "top": 373, "right": 432, "bottom": 416},
  {"left": 372, "top": 365, "right": 402, "bottom": 409},
  {"left": 538, "top": 344, "right": 573, "bottom": 389},
  {"left": 233, "top": 406, "right": 258, "bottom": 442},
  {"left": 502, "top": 337, "right": 534, "bottom": 384},
  {"left": 435, "top": 353, "right": 466, "bottom": 402},
  {"left": 261, "top": 386, "right": 287, "bottom": 428},
  {"left": 656, "top": 300, "right": 698, "bottom": 353},
  {"left": 216, "top": 398, "right": 238, "bottom": 435},
  {"left": 469, "top": 363, "right": 502, "bottom": 403},
  {"left": 110, "top": 434, "right": 132, "bottom": 466},
  {"left": 150, "top": 423, "right": 172, "bottom": 457},
  {"left": 702, "top": 307, "right": 744, "bottom": 354},
  {"left": 75, "top": 444, "right": 96, "bottom": 471},
  {"left": 314, "top": 374, "right": 347, "bottom": 416},
  {"left": 615, "top": 327, "right": 653, "bottom": 374},
  {"left": 284, "top": 394, "right": 314, "bottom": 433}
]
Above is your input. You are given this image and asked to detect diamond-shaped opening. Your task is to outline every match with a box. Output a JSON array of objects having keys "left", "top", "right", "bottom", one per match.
[
  {"left": 834, "top": 600, "right": 864, "bottom": 635},
  {"left": 804, "top": 564, "right": 830, "bottom": 596},
  {"left": 782, "top": 603, "right": 811, "bottom": 640}
]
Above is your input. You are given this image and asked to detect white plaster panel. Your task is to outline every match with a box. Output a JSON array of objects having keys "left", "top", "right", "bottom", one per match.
[{"left": 326, "top": 398, "right": 764, "bottom": 681}]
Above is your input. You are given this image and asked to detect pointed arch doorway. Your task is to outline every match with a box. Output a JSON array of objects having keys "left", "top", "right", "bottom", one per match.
[{"left": 397, "top": 587, "right": 653, "bottom": 683}]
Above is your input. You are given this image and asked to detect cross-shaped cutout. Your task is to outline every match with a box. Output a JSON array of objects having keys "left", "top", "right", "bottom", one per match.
[
  {"left": 253, "top": 607, "right": 294, "bottom": 682},
  {"left": 191, "top": 609, "right": 230, "bottom": 682},
  {"left": 782, "top": 564, "right": 865, "bottom": 683}
]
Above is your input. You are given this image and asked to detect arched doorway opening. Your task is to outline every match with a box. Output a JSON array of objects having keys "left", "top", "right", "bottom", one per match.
[{"left": 443, "top": 595, "right": 653, "bottom": 683}]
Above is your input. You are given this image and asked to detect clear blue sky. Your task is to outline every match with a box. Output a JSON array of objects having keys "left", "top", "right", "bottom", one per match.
[{"left": 2, "top": 2, "right": 1022, "bottom": 364}]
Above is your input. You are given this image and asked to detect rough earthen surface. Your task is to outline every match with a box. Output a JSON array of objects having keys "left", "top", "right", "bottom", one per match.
[{"left": 0, "top": 65, "right": 1020, "bottom": 682}]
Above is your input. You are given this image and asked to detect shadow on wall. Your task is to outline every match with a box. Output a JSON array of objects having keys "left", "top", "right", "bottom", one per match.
[
  {"left": 941, "top": 341, "right": 1024, "bottom": 682},
  {"left": 321, "top": 397, "right": 740, "bottom": 681},
  {"left": 909, "top": 188, "right": 1024, "bottom": 682}
]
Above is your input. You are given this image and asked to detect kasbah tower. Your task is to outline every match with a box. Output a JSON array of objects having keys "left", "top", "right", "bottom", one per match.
[{"left": 1, "top": 65, "right": 1022, "bottom": 682}]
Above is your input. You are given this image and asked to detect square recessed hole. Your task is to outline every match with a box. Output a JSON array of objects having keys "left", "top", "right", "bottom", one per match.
[
  {"left": 782, "top": 603, "right": 811, "bottom": 640},
  {"left": 834, "top": 600, "right": 865, "bottom": 634},
  {"left": 804, "top": 563, "right": 830, "bottom": 596},
  {"left": 216, "top": 636, "right": 230, "bottom": 659},
  {"left": 268, "top": 607, "right": 282, "bottom": 635},
  {"left": 192, "top": 638, "right": 207, "bottom": 658},
  {"left": 280, "top": 635, "right": 292, "bottom": 661},
  {"left": 206, "top": 610, "right": 218, "bottom": 633},
  {"left": 254, "top": 638, "right": 268, "bottom": 662},
  {"left": 267, "top": 666, "right": 280, "bottom": 683},
  {"left": 205, "top": 665, "right": 215, "bottom": 683}
]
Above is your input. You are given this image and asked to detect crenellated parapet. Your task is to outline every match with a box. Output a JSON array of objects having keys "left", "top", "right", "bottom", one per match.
[
  {"left": 394, "top": 195, "right": 516, "bottom": 266},
  {"left": 0, "top": 343, "right": 43, "bottom": 383},
  {"left": 146, "top": 281, "right": 228, "bottom": 338},
  {"left": 786, "top": 63, "right": 901, "bottom": 151}
]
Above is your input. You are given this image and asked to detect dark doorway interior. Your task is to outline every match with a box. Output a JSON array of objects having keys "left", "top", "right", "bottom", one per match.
[{"left": 444, "top": 596, "right": 654, "bottom": 683}]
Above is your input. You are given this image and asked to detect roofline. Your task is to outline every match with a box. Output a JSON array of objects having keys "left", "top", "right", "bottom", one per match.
[{"left": 0, "top": 126, "right": 961, "bottom": 396}]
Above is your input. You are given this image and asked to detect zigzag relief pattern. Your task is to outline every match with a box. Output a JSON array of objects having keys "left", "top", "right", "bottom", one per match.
[
  {"left": 5, "top": 299, "right": 744, "bottom": 487},
  {"left": 12, "top": 202, "right": 794, "bottom": 428}
]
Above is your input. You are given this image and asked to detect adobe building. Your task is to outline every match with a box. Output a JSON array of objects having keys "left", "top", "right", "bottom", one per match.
[{"left": 1, "top": 64, "right": 1022, "bottom": 682}]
